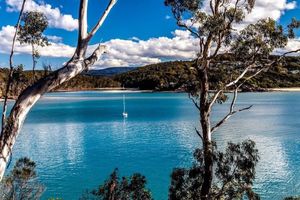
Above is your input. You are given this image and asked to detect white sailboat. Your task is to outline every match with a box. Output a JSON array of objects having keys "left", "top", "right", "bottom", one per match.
[{"left": 122, "top": 94, "right": 128, "bottom": 118}]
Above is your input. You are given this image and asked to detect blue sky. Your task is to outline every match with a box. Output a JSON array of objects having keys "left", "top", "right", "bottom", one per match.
[{"left": 0, "top": 0, "right": 299, "bottom": 70}]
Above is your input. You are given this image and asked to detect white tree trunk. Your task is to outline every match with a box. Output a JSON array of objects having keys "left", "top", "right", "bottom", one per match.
[
  {"left": 0, "top": 0, "right": 116, "bottom": 180},
  {"left": 0, "top": 45, "right": 106, "bottom": 179}
]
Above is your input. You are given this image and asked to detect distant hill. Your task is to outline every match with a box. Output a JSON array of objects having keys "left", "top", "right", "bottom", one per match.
[
  {"left": 114, "top": 56, "right": 300, "bottom": 91},
  {"left": 1, "top": 55, "right": 300, "bottom": 98},
  {"left": 86, "top": 67, "right": 137, "bottom": 76}
]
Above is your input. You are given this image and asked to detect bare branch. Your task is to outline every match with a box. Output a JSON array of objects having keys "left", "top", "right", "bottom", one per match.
[
  {"left": 177, "top": 21, "right": 200, "bottom": 38},
  {"left": 209, "top": 48, "right": 300, "bottom": 134},
  {"left": 281, "top": 48, "right": 300, "bottom": 57},
  {"left": 84, "top": 45, "right": 107, "bottom": 68},
  {"left": 208, "top": 90, "right": 222, "bottom": 113},
  {"left": 195, "top": 128, "right": 203, "bottom": 141},
  {"left": 87, "top": 0, "right": 117, "bottom": 41},
  {"left": 1, "top": 0, "right": 26, "bottom": 134},
  {"left": 209, "top": 32, "right": 222, "bottom": 59},
  {"left": 225, "top": 64, "right": 254, "bottom": 88},
  {"left": 237, "top": 48, "right": 300, "bottom": 89},
  {"left": 211, "top": 104, "right": 253, "bottom": 133},
  {"left": 189, "top": 94, "right": 200, "bottom": 110},
  {"left": 208, "top": 62, "right": 255, "bottom": 111}
]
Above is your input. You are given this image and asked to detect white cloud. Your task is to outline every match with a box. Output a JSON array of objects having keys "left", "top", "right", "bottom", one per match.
[
  {"left": 200, "top": 0, "right": 297, "bottom": 30},
  {"left": 0, "top": 25, "right": 198, "bottom": 69},
  {"left": 274, "top": 38, "right": 300, "bottom": 55},
  {"left": 6, "top": 0, "right": 78, "bottom": 31},
  {"left": 1, "top": 23, "right": 299, "bottom": 69},
  {"left": 243, "top": 0, "right": 296, "bottom": 24},
  {"left": 0, "top": 25, "right": 75, "bottom": 58},
  {"left": 46, "top": 35, "right": 63, "bottom": 43},
  {"left": 89, "top": 29, "right": 198, "bottom": 68},
  {"left": 0, "top": 0, "right": 299, "bottom": 69}
]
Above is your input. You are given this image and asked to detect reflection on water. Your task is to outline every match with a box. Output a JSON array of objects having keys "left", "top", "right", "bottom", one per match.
[{"left": 3, "top": 92, "right": 300, "bottom": 199}]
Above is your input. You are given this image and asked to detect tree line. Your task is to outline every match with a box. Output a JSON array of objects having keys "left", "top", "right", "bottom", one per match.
[{"left": 1, "top": 53, "right": 300, "bottom": 99}]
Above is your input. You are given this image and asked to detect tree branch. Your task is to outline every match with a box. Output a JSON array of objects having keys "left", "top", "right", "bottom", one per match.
[
  {"left": 209, "top": 48, "right": 300, "bottom": 134},
  {"left": 1, "top": 0, "right": 26, "bottom": 134},
  {"left": 211, "top": 104, "right": 252, "bottom": 134},
  {"left": 189, "top": 93, "right": 200, "bottom": 111},
  {"left": 0, "top": 0, "right": 115, "bottom": 180},
  {"left": 208, "top": 62, "right": 255, "bottom": 112},
  {"left": 87, "top": 0, "right": 117, "bottom": 41},
  {"left": 177, "top": 21, "right": 200, "bottom": 38},
  {"left": 78, "top": 0, "right": 88, "bottom": 41},
  {"left": 84, "top": 45, "right": 107, "bottom": 68},
  {"left": 195, "top": 128, "right": 203, "bottom": 141}
]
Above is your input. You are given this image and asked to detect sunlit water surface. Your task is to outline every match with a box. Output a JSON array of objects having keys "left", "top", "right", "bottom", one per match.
[{"left": 2, "top": 91, "right": 300, "bottom": 199}]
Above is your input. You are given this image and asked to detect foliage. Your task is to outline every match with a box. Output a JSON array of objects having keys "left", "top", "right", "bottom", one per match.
[
  {"left": 1, "top": 55, "right": 300, "bottom": 99},
  {"left": 231, "top": 18, "right": 288, "bottom": 60},
  {"left": 0, "top": 69, "right": 121, "bottom": 98},
  {"left": 284, "top": 197, "right": 300, "bottom": 200},
  {"left": 80, "top": 169, "right": 152, "bottom": 200},
  {"left": 18, "top": 11, "right": 49, "bottom": 47},
  {"left": 0, "top": 157, "right": 45, "bottom": 200},
  {"left": 115, "top": 55, "right": 300, "bottom": 91},
  {"left": 169, "top": 140, "right": 260, "bottom": 200},
  {"left": 17, "top": 11, "right": 49, "bottom": 78}
]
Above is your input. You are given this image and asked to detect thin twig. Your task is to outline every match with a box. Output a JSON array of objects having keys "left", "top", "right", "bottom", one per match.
[
  {"left": 189, "top": 93, "right": 200, "bottom": 111},
  {"left": 195, "top": 127, "right": 203, "bottom": 141},
  {"left": 1, "top": 0, "right": 27, "bottom": 134},
  {"left": 87, "top": 0, "right": 117, "bottom": 41}
]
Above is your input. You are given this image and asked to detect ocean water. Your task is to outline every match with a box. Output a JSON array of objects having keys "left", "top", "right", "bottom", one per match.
[{"left": 2, "top": 91, "right": 300, "bottom": 199}]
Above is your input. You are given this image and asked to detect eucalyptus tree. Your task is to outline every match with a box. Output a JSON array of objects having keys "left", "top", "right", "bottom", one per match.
[
  {"left": 165, "top": 0, "right": 300, "bottom": 199},
  {"left": 17, "top": 11, "right": 49, "bottom": 80},
  {"left": 1, "top": 0, "right": 26, "bottom": 138},
  {"left": 0, "top": 157, "right": 44, "bottom": 200},
  {"left": 0, "top": 0, "right": 117, "bottom": 180},
  {"left": 81, "top": 169, "right": 153, "bottom": 200},
  {"left": 169, "top": 140, "right": 260, "bottom": 200}
]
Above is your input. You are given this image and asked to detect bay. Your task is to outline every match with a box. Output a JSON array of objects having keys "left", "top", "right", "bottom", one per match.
[{"left": 3, "top": 91, "right": 300, "bottom": 199}]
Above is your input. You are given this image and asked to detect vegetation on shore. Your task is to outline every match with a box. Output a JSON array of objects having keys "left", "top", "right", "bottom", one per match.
[
  {"left": 1, "top": 54, "right": 300, "bottom": 99},
  {"left": 116, "top": 55, "right": 300, "bottom": 91}
]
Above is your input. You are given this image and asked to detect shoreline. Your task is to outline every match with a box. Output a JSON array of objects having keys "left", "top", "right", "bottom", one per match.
[
  {"left": 267, "top": 87, "right": 300, "bottom": 92},
  {"left": 54, "top": 87, "right": 153, "bottom": 93},
  {"left": 55, "top": 87, "right": 300, "bottom": 93},
  {"left": 1, "top": 87, "right": 300, "bottom": 101}
]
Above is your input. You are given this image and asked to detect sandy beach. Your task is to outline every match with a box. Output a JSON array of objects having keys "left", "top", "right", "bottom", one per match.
[{"left": 268, "top": 87, "right": 300, "bottom": 92}]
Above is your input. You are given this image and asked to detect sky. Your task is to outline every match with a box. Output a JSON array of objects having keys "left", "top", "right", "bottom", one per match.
[{"left": 0, "top": 0, "right": 300, "bottom": 70}]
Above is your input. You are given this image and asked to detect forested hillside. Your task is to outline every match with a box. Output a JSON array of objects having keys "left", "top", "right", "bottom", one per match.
[
  {"left": 1, "top": 55, "right": 300, "bottom": 99},
  {"left": 115, "top": 56, "right": 300, "bottom": 91}
]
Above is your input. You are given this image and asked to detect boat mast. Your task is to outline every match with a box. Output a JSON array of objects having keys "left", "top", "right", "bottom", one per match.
[{"left": 123, "top": 94, "right": 126, "bottom": 113}]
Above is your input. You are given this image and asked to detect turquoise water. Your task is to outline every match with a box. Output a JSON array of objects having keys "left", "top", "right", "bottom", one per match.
[{"left": 3, "top": 91, "right": 300, "bottom": 199}]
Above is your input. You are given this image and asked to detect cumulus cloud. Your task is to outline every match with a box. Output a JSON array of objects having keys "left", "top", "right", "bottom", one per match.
[
  {"left": 199, "top": 0, "right": 297, "bottom": 30},
  {"left": 46, "top": 35, "right": 63, "bottom": 43},
  {"left": 234, "top": 0, "right": 297, "bottom": 29},
  {"left": 1, "top": 23, "right": 299, "bottom": 69},
  {"left": 0, "top": 0, "right": 299, "bottom": 69},
  {"left": 0, "top": 26, "right": 197, "bottom": 68},
  {"left": 0, "top": 25, "right": 75, "bottom": 58},
  {"left": 89, "top": 29, "right": 198, "bottom": 68},
  {"left": 274, "top": 38, "right": 300, "bottom": 55},
  {"left": 6, "top": 0, "right": 78, "bottom": 31},
  {"left": 245, "top": 0, "right": 296, "bottom": 22}
]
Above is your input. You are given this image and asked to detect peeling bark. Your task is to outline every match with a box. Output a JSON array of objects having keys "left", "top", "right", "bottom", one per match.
[{"left": 0, "top": 0, "right": 115, "bottom": 180}]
